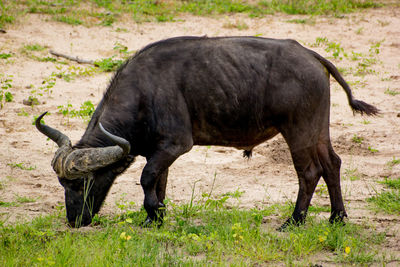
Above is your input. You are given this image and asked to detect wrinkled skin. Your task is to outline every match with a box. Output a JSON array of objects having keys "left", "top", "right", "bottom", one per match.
[{"left": 37, "top": 36, "right": 378, "bottom": 228}]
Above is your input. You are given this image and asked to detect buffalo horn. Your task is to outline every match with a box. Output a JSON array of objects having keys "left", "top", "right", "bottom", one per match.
[
  {"left": 35, "top": 112, "right": 71, "bottom": 147},
  {"left": 99, "top": 123, "right": 130, "bottom": 155},
  {"left": 60, "top": 124, "right": 131, "bottom": 179}
]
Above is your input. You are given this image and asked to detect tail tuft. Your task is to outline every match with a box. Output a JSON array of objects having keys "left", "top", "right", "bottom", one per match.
[
  {"left": 243, "top": 150, "right": 252, "bottom": 159},
  {"left": 350, "top": 99, "right": 379, "bottom": 116}
]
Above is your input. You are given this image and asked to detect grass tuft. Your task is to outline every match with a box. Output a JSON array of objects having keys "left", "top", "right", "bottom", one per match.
[{"left": 368, "top": 177, "right": 400, "bottom": 214}]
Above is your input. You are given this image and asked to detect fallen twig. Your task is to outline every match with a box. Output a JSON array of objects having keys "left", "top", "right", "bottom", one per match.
[{"left": 49, "top": 50, "right": 94, "bottom": 64}]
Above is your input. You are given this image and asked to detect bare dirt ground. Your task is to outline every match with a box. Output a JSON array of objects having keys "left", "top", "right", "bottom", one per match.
[{"left": 1, "top": 5, "right": 399, "bottom": 257}]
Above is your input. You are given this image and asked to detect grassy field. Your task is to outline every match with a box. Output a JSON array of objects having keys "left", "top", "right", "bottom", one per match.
[
  {"left": 0, "top": 192, "right": 392, "bottom": 266},
  {"left": 1, "top": 0, "right": 399, "bottom": 266},
  {"left": 1, "top": 0, "right": 382, "bottom": 28}
]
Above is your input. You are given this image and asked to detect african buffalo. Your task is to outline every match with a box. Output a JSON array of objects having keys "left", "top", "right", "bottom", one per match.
[{"left": 36, "top": 36, "right": 378, "bottom": 228}]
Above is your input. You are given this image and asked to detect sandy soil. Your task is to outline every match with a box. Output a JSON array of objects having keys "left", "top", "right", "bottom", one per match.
[{"left": 0, "top": 5, "right": 399, "bottom": 256}]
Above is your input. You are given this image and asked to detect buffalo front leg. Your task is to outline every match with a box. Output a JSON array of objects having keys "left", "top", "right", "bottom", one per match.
[
  {"left": 279, "top": 146, "right": 323, "bottom": 231},
  {"left": 141, "top": 168, "right": 169, "bottom": 227},
  {"left": 141, "top": 149, "right": 184, "bottom": 227},
  {"left": 154, "top": 169, "right": 169, "bottom": 223}
]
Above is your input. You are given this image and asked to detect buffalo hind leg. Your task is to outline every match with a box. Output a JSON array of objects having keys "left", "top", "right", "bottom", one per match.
[
  {"left": 317, "top": 141, "right": 347, "bottom": 224},
  {"left": 279, "top": 146, "right": 323, "bottom": 231}
]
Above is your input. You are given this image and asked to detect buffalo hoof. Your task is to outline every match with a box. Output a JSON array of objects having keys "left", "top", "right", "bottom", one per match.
[
  {"left": 277, "top": 217, "right": 304, "bottom": 232},
  {"left": 141, "top": 202, "right": 166, "bottom": 228},
  {"left": 329, "top": 210, "right": 347, "bottom": 225},
  {"left": 141, "top": 216, "right": 154, "bottom": 228},
  {"left": 141, "top": 216, "right": 164, "bottom": 228}
]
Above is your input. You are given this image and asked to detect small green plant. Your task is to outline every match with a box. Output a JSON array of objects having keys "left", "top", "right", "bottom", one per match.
[
  {"left": 115, "top": 27, "right": 129, "bottom": 33},
  {"left": 361, "top": 119, "right": 370, "bottom": 125},
  {"left": 0, "top": 53, "right": 12, "bottom": 59},
  {"left": 223, "top": 19, "right": 249, "bottom": 30},
  {"left": 287, "top": 16, "right": 315, "bottom": 25},
  {"left": 386, "top": 157, "right": 400, "bottom": 169},
  {"left": 57, "top": 100, "right": 95, "bottom": 123},
  {"left": 26, "top": 95, "right": 40, "bottom": 107},
  {"left": 344, "top": 167, "right": 360, "bottom": 181},
  {"left": 100, "top": 14, "right": 115, "bottom": 26},
  {"left": 287, "top": 18, "right": 307, "bottom": 24},
  {"left": 94, "top": 57, "right": 123, "bottom": 72},
  {"left": 24, "top": 43, "right": 45, "bottom": 52},
  {"left": 352, "top": 134, "right": 363, "bottom": 144},
  {"left": 0, "top": 201, "right": 18, "bottom": 207},
  {"left": 17, "top": 108, "right": 29, "bottom": 117},
  {"left": 379, "top": 177, "right": 400, "bottom": 190},
  {"left": 312, "top": 36, "right": 329, "bottom": 47},
  {"left": 354, "top": 40, "right": 383, "bottom": 76},
  {"left": 0, "top": 1, "right": 16, "bottom": 28},
  {"left": 367, "top": 146, "right": 378, "bottom": 153},
  {"left": 377, "top": 20, "right": 389, "bottom": 27},
  {"left": 113, "top": 42, "right": 134, "bottom": 59},
  {"left": 316, "top": 183, "right": 328, "bottom": 197},
  {"left": 384, "top": 88, "right": 399, "bottom": 96},
  {"left": 39, "top": 74, "right": 56, "bottom": 95},
  {"left": 25, "top": 73, "right": 57, "bottom": 106},
  {"left": 15, "top": 194, "right": 36, "bottom": 204},
  {"left": 368, "top": 177, "right": 400, "bottom": 214},
  {"left": 0, "top": 74, "right": 14, "bottom": 108},
  {"left": 36, "top": 56, "right": 57, "bottom": 62},
  {"left": 350, "top": 51, "right": 364, "bottom": 61},
  {"left": 7, "top": 162, "right": 36, "bottom": 170},
  {"left": 53, "top": 65, "right": 97, "bottom": 82},
  {"left": 325, "top": 41, "right": 346, "bottom": 60},
  {"left": 54, "top": 15, "right": 82, "bottom": 25}
]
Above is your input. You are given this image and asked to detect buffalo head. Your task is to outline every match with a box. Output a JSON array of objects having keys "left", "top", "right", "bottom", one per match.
[{"left": 35, "top": 112, "right": 131, "bottom": 227}]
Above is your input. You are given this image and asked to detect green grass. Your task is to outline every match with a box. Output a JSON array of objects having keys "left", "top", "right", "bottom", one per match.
[
  {"left": 0, "top": 74, "right": 14, "bottom": 108},
  {"left": 54, "top": 15, "right": 83, "bottom": 25},
  {"left": 259, "top": 0, "right": 380, "bottom": 15},
  {"left": 0, "top": 1, "right": 17, "bottom": 28},
  {"left": 384, "top": 88, "right": 400, "bottom": 96},
  {"left": 7, "top": 162, "right": 36, "bottom": 171},
  {"left": 387, "top": 157, "right": 400, "bottom": 168},
  {"left": 15, "top": 195, "right": 37, "bottom": 204},
  {"left": 344, "top": 167, "right": 361, "bottom": 181},
  {"left": 0, "top": 0, "right": 383, "bottom": 28},
  {"left": 57, "top": 100, "right": 95, "bottom": 123},
  {"left": 0, "top": 193, "right": 390, "bottom": 266},
  {"left": 352, "top": 134, "right": 363, "bottom": 144},
  {"left": 368, "top": 177, "right": 400, "bottom": 214},
  {"left": 0, "top": 201, "right": 18, "bottom": 207},
  {"left": 0, "top": 53, "right": 12, "bottom": 59},
  {"left": 94, "top": 57, "right": 124, "bottom": 72},
  {"left": 23, "top": 43, "right": 46, "bottom": 52}
]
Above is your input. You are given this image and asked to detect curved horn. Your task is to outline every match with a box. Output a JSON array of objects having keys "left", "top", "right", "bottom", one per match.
[
  {"left": 35, "top": 112, "right": 71, "bottom": 147},
  {"left": 60, "top": 124, "right": 131, "bottom": 179},
  {"left": 99, "top": 123, "right": 130, "bottom": 155}
]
